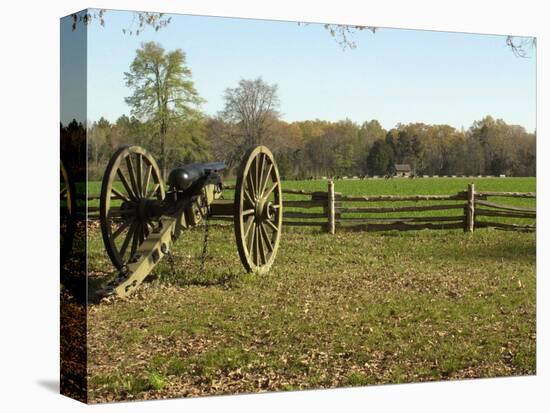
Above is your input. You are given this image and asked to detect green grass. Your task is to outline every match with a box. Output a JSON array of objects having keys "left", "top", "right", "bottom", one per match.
[
  {"left": 85, "top": 176, "right": 535, "bottom": 198},
  {"left": 283, "top": 176, "right": 535, "bottom": 194},
  {"left": 85, "top": 177, "right": 536, "bottom": 402}
]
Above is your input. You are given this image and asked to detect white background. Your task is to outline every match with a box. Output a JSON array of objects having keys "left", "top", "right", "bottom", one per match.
[{"left": 0, "top": 0, "right": 546, "bottom": 411}]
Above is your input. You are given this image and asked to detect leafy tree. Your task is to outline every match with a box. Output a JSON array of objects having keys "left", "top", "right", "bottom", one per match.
[
  {"left": 328, "top": 120, "right": 362, "bottom": 175},
  {"left": 359, "top": 120, "right": 386, "bottom": 147},
  {"left": 367, "top": 140, "right": 394, "bottom": 175},
  {"left": 88, "top": 117, "right": 111, "bottom": 175},
  {"left": 90, "top": 112, "right": 535, "bottom": 179},
  {"left": 124, "top": 42, "right": 203, "bottom": 178},
  {"left": 166, "top": 115, "right": 211, "bottom": 166},
  {"left": 467, "top": 116, "right": 535, "bottom": 176}
]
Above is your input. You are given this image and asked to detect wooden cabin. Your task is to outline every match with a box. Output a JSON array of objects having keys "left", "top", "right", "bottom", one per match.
[{"left": 391, "top": 164, "right": 412, "bottom": 177}]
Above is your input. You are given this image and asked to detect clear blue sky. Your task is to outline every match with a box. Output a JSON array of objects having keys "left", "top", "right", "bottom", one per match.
[{"left": 62, "top": 9, "right": 536, "bottom": 132}]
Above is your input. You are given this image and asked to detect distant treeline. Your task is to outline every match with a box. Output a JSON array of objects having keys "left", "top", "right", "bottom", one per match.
[
  {"left": 63, "top": 43, "right": 535, "bottom": 180},
  {"left": 64, "top": 114, "right": 535, "bottom": 180}
]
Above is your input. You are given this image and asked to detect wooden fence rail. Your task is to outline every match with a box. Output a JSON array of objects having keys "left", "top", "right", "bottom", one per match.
[
  {"left": 85, "top": 180, "right": 535, "bottom": 233},
  {"left": 475, "top": 200, "right": 536, "bottom": 213},
  {"left": 476, "top": 191, "right": 536, "bottom": 198},
  {"left": 335, "top": 204, "right": 463, "bottom": 213},
  {"left": 283, "top": 180, "right": 535, "bottom": 234},
  {"left": 337, "top": 193, "right": 468, "bottom": 202}
]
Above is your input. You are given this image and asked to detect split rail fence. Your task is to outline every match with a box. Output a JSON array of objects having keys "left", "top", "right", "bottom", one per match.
[
  {"left": 86, "top": 181, "right": 535, "bottom": 234},
  {"left": 261, "top": 181, "right": 535, "bottom": 234}
]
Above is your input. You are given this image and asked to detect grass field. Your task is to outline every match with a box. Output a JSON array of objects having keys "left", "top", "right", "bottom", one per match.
[
  {"left": 86, "top": 176, "right": 536, "bottom": 198},
  {"left": 85, "top": 177, "right": 536, "bottom": 402}
]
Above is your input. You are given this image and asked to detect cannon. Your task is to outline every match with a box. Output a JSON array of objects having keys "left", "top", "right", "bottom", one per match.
[{"left": 99, "top": 145, "right": 283, "bottom": 297}]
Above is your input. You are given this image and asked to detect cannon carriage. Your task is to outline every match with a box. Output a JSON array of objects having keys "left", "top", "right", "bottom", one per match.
[{"left": 98, "top": 144, "right": 283, "bottom": 297}]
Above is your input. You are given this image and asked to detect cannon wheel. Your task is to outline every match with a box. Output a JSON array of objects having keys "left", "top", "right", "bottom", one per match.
[
  {"left": 234, "top": 145, "right": 283, "bottom": 274},
  {"left": 100, "top": 145, "right": 165, "bottom": 270},
  {"left": 60, "top": 159, "right": 76, "bottom": 264}
]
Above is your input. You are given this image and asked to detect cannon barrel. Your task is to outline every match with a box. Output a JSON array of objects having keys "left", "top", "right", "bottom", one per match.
[{"left": 167, "top": 162, "right": 226, "bottom": 191}]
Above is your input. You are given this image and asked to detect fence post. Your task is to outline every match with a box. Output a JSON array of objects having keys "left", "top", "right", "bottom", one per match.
[
  {"left": 328, "top": 180, "right": 335, "bottom": 234},
  {"left": 464, "top": 183, "right": 475, "bottom": 232}
]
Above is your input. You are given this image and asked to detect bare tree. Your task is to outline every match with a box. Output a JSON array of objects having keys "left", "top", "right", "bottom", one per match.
[
  {"left": 219, "top": 78, "right": 280, "bottom": 162},
  {"left": 299, "top": 23, "right": 377, "bottom": 50},
  {"left": 305, "top": 21, "right": 535, "bottom": 59},
  {"left": 506, "top": 36, "right": 536, "bottom": 58},
  {"left": 71, "top": 9, "right": 172, "bottom": 36}
]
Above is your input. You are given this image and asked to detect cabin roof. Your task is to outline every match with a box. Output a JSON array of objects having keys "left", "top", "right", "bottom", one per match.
[{"left": 394, "top": 164, "right": 412, "bottom": 172}]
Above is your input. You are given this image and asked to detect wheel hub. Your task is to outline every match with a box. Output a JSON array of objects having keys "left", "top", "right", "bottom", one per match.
[
  {"left": 254, "top": 197, "right": 274, "bottom": 222},
  {"left": 137, "top": 198, "right": 147, "bottom": 222},
  {"left": 254, "top": 197, "right": 265, "bottom": 222},
  {"left": 134, "top": 198, "right": 163, "bottom": 222}
]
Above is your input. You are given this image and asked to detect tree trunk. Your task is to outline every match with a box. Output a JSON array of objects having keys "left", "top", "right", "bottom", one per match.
[{"left": 160, "top": 121, "right": 167, "bottom": 181}]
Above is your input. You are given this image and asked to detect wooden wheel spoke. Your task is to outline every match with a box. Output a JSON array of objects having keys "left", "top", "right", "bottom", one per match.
[
  {"left": 60, "top": 187, "right": 67, "bottom": 197},
  {"left": 254, "top": 155, "right": 261, "bottom": 197},
  {"left": 254, "top": 225, "right": 261, "bottom": 264},
  {"left": 259, "top": 223, "right": 273, "bottom": 252},
  {"left": 244, "top": 216, "right": 254, "bottom": 240},
  {"left": 247, "top": 222, "right": 256, "bottom": 255},
  {"left": 242, "top": 208, "right": 255, "bottom": 216},
  {"left": 246, "top": 172, "right": 256, "bottom": 199},
  {"left": 256, "top": 154, "right": 266, "bottom": 197},
  {"left": 143, "top": 164, "right": 152, "bottom": 199},
  {"left": 244, "top": 189, "right": 255, "bottom": 207},
  {"left": 130, "top": 223, "right": 141, "bottom": 257},
  {"left": 264, "top": 181, "right": 279, "bottom": 199},
  {"left": 265, "top": 219, "right": 279, "bottom": 232},
  {"left": 111, "top": 218, "right": 133, "bottom": 240},
  {"left": 259, "top": 163, "right": 273, "bottom": 197},
  {"left": 257, "top": 225, "right": 267, "bottom": 265},
  {"left": 117, "top": 168, "right": 137, "bottom": 201},
  {"left": 125, "top": 156, "right": 140, "bottom": 199},
  {"left": 137, "top": 223, "right": 145, "bottom": 245},
  {"left": 111, "top": 187, "right": 131, "bottom": 202},
  {"left": 149, "top": 183, "right": 160, "bottom": 198},
  {"left": 119, "top": 221, "right": 137, "bottom": 258},
  {"left": 136, "top": 154, "right": 143, "bottom": 197}
]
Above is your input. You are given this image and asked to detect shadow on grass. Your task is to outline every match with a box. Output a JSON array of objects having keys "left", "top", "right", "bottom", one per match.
[
  {"left": 329, "top": 227, "right": 535, "bottom": 266},
  {"left": 336, "top": 227, "right": 459, "bottom": 237},
  {"left": 428, "top": 237, "right": 535, "bottom": 265},
  {"left": 85, "top": 259, "right": 246, "bottom": 303}
]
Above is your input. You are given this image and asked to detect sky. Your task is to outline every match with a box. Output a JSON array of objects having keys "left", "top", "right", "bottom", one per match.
[{"left": 61, "top": 9, "right": 536, "bottom": 132}]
